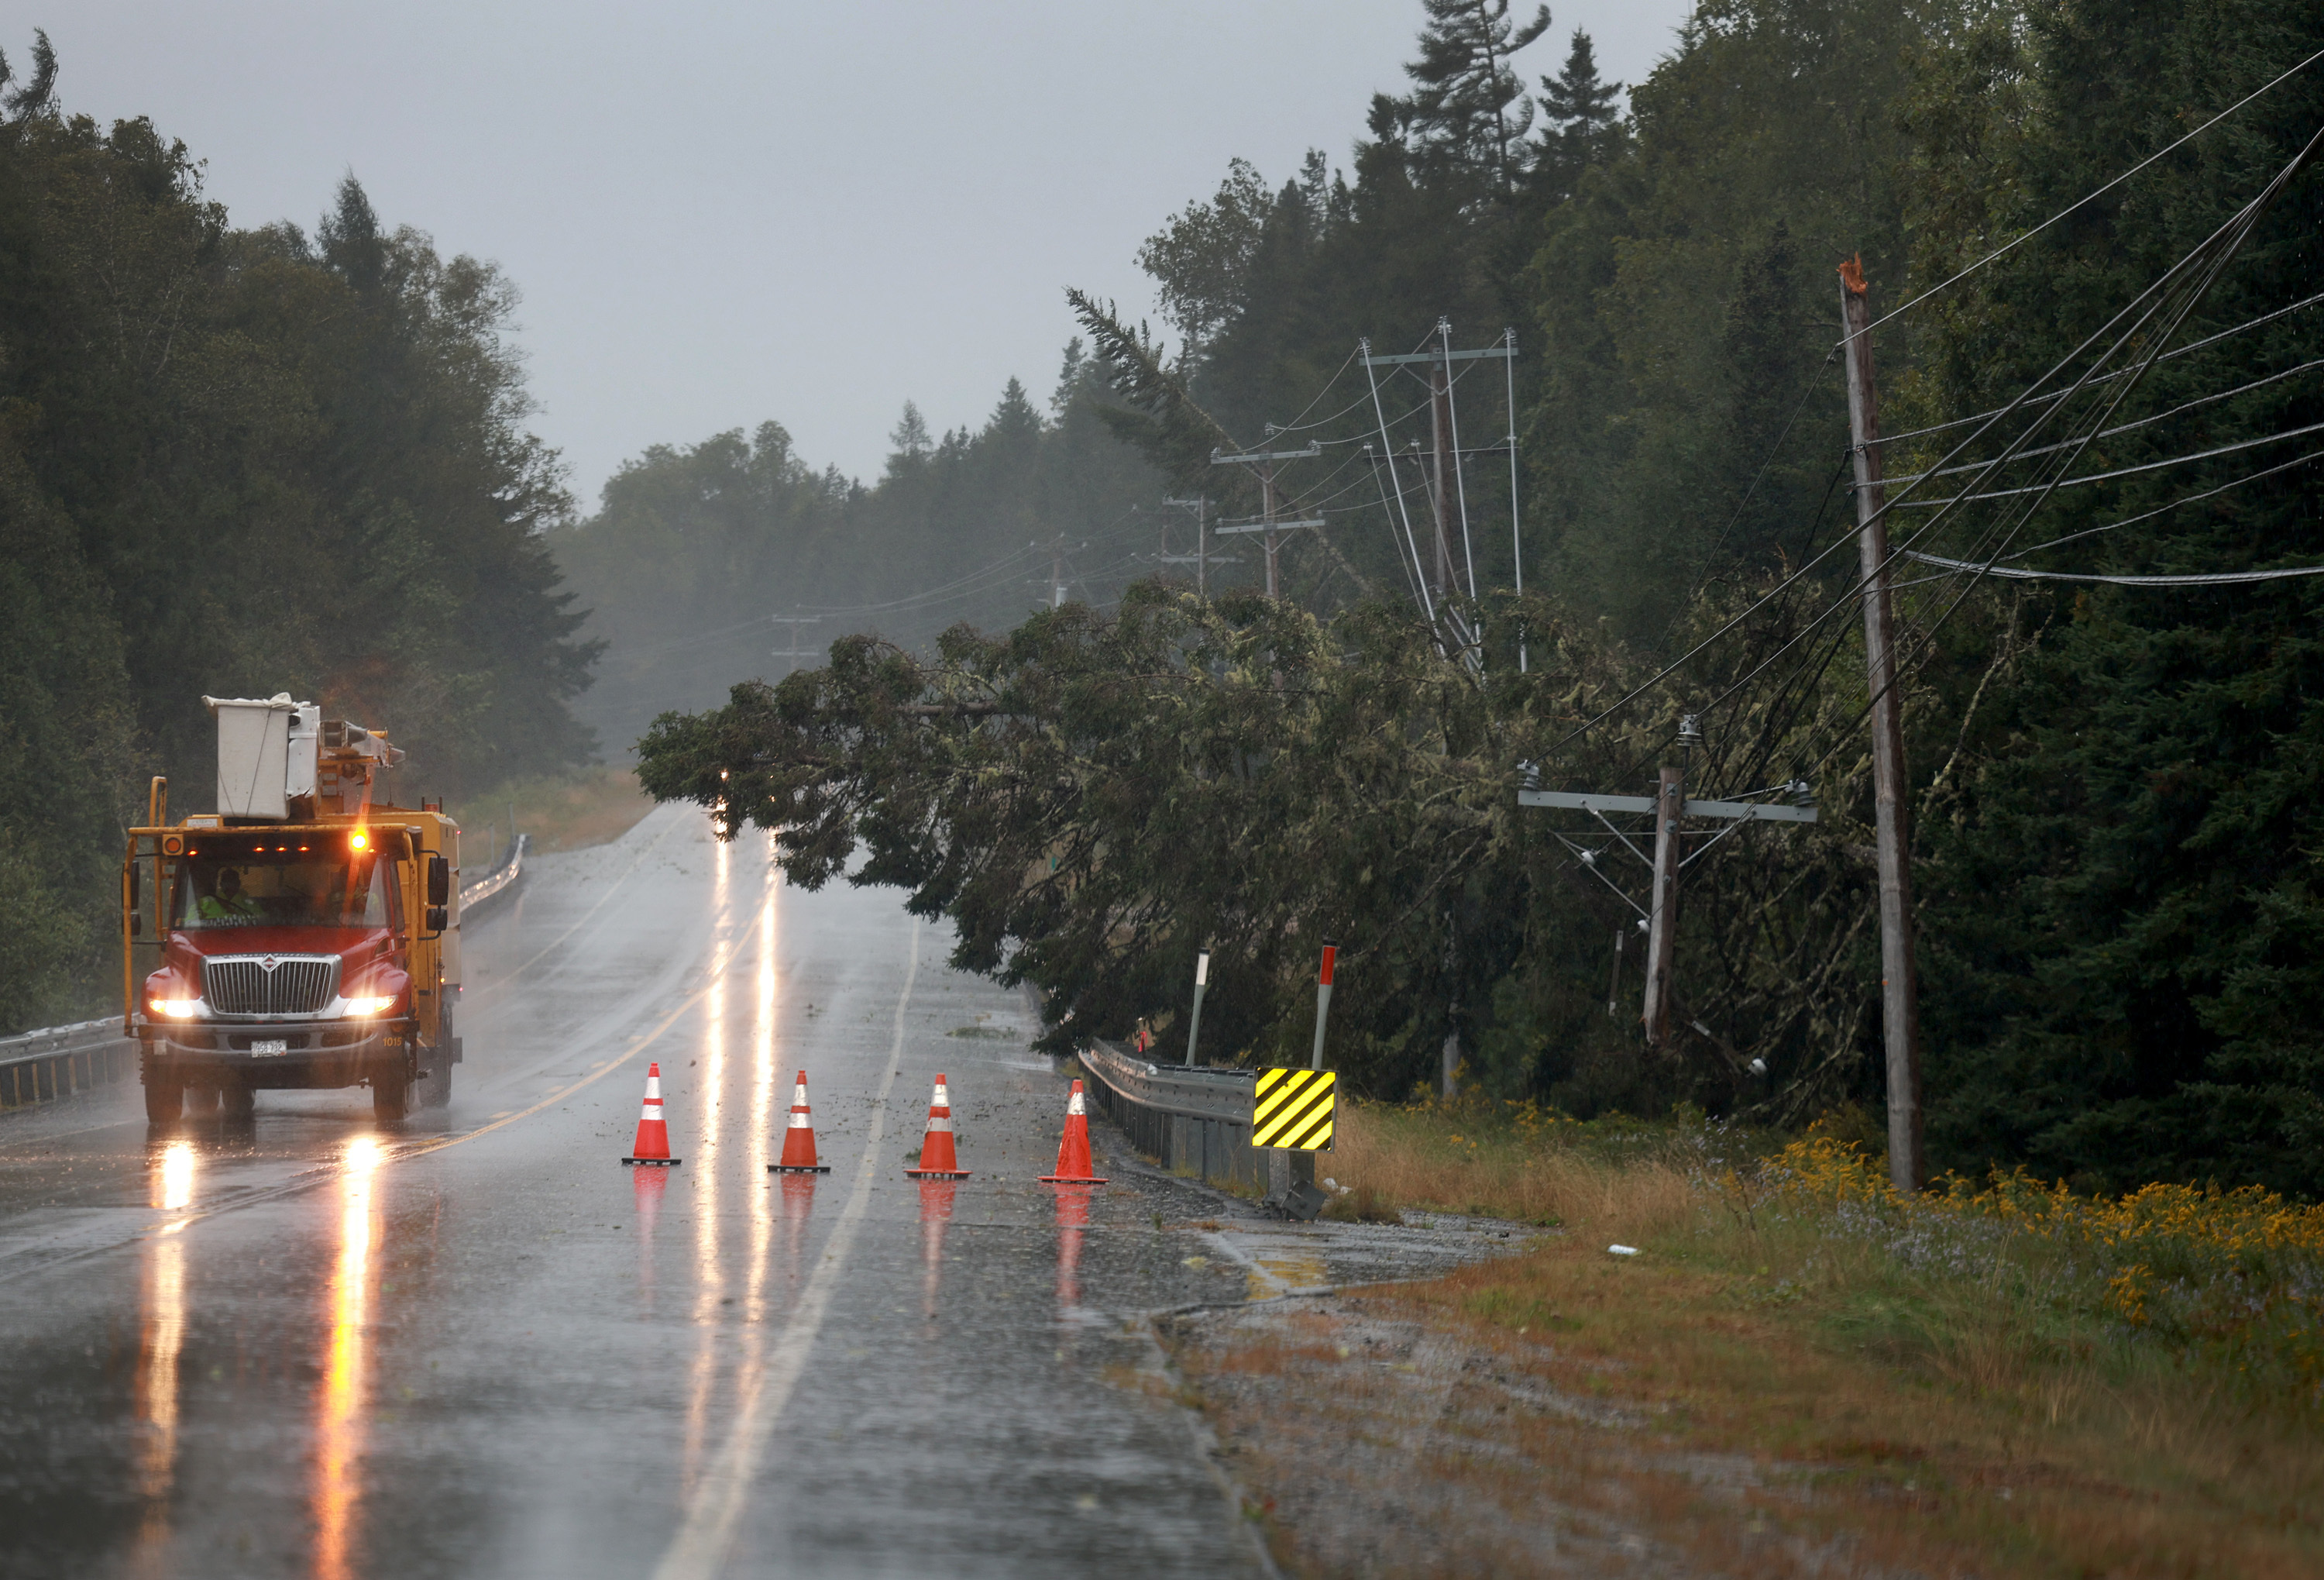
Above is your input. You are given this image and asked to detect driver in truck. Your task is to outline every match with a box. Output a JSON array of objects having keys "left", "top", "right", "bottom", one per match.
[{"left": 198, "top": 866, "right": 261, "bottom": 921}]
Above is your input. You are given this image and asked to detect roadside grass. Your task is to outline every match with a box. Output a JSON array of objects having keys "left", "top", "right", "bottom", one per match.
[
  {"left": 1315, "top": 1097, "right": 2324, "bottom": 1575},
  {"left": 448, "top": 766, "right": 653, "bottom": 855}
]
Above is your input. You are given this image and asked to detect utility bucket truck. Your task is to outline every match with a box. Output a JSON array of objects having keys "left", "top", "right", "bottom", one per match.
[{"left": 121, "top": 695, "right": 462, "bottom": 1124}]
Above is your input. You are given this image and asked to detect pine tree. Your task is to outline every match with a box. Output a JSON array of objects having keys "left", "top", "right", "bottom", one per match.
[
  {"left": 1529, "top": 29, "right": 1623, "bottom": 205},
  {"left": 1395, "top": 0, "right": 1552, "bottom": 196},
  {"left": 888, "top": 401, "right": 932, "bottom": 466}
]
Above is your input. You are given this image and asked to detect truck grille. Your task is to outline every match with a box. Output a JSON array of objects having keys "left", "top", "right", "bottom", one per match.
[{"left": 202, "top": 955, "right": 339, "bottom": 1016}]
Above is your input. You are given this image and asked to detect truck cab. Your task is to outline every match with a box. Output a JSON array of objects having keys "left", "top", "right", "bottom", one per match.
[{"left": 123, "top": 695, "right": 462, "bottom": 1124}]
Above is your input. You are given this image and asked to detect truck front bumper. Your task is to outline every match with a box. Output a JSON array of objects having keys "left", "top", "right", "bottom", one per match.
[{"left": 138, "top": 1017, "right": 415, "bottom": 1089}]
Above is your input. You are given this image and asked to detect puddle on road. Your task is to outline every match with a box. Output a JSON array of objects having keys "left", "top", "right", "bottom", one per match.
[{"left": 1195, "top": 1215, "right": 1536, "bottom": 1303}]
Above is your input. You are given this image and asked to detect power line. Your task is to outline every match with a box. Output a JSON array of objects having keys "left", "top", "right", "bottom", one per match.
[
  {"left": 1968, "top": 447, "right": 2324, "bottom": 564},
  {"left": 1874, "top": 290, "right": 2324, "bottom": 446},
  {"left": 1899, "top": 551, "right": 2324, "bottom": 586},
  {"left": 1890, "top": 415, "right": 2324, "bottom": 501},
  {"left": 1848, "top": 43, "right": 2324, "bottom": 343},
  {"left": 1885, "top": 357, "right": 2324, "bottom": 480},
  {"left": 1554, "top": 121, "right": 2315, "bottom": 758}
]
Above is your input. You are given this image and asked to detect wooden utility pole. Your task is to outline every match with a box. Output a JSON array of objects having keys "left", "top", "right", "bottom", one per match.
[
  {"left": 1639, "top": 764, "right": 1684, "bottom": 1045},
  {"left": 1260, "top": 463, "right": 1281, "bottom": 599},
  {"left": 1838, "top": 256, "right": 1925, "bottom": 1195},
  {"left": 1521, "top": 719, "right": 1814, "bottom": 1046},
  {"left": 1428, "top": 350, "right": 1455, "bottom": 601},
  {"left": 771, "top": 610, "right": 823, "bottom": 673},
  {"left": 1159, "top": 495, "right": 1227, "bottom": 597},
  {"left": 1211, "top": 442, "right": 1322, "bottom": 599}
]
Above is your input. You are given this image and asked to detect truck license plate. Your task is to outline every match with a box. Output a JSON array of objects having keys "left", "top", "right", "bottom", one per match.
[{"left": 251, "top": 1038, "right": 288, "bottom": 1056}]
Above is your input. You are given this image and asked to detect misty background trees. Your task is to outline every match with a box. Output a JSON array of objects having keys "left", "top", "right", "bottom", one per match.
[{"left": 0, "top": 36, "right": 595, "bottom": 1028}]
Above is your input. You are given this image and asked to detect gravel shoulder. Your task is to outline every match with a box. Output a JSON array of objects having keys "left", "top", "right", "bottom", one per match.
[{"left": 1157, "top": 1286, "right": 1871, "bottom": 1579}]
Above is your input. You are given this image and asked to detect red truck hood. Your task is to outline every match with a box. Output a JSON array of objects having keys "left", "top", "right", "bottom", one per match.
[{"left": 167, "top": 927, "right": 394, "bottom": 966}]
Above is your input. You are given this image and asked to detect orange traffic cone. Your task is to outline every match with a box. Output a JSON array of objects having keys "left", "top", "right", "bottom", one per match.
[
  {"left": 622, "top": 1062, "right": 681, "bottom": 1166},
  {"left": 904, "top": 1073, "right": 971, "bottom": 1179},
  {"left": 1040, "top": 1079, "right": 1109, "bottom": 1183},
  {"left": 768, "top": 1069, "right": 831, "bottom": 1173}
]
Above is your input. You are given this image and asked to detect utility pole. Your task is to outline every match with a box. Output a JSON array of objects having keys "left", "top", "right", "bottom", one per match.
[
  {"left": 771, "top": 610, "right": 823, "bottom": 673},
  {"left": 1362, "top": 332, "right": 1512, "bottom": 621},
  {"left": 1520, "top": 732, "right": 1817, "bottom": 1048},
  {"left": 1211, "top": 442, "right": 1322, "bottom": 600},
  {"left": 1639, "top": 763, "right": 1684, "bottom": 1045},
  {"left": 1050, "top": 538, "right": 1066, "bottom": 608},
  {"left": 1428, "top": 346, "right": 1454, "bottom": 601},
  {"left": 1839, "top": 256, "right": 1925, "bottom": 1195},
  {"left": 1159, "top": 495, "right": 1236, "bottom": 596}
]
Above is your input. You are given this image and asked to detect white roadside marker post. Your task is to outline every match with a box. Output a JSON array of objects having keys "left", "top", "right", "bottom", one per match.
[{"left": 1183, "top": 946, "right": 1211, "bottom": 1068}]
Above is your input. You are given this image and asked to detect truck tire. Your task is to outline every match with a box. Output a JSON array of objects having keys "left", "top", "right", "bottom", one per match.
[
  {"left": 372, "top": 1069, "right": 409, "bottom": 1124},
  {"left": 144, "top": 1079, "right": 183, "bottom": 1124}
]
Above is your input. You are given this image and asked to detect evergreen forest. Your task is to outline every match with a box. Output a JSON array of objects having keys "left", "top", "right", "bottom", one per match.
[
  {"left": 6, "top": 1, "right": 2323, "bottom": 1202},
  {"left": 637, "top": 0, "right": 2324, "bottom": 1196},
  {"left": 0, "top": 36, "right": 596, "bottom": 1028}
]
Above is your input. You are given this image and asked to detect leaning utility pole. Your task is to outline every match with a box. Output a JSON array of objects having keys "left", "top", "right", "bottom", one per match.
[
  {"left": 1519, "top": 724, "right": 1817, "bottom": 1048},
  {"left": 1838, "top": 256, "right": 1925, "bottom": 1195}
]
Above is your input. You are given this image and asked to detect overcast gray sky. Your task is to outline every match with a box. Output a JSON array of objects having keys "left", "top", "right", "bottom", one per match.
[{"left": 45, "top": 2, "right": 1693, "bottom": 505}]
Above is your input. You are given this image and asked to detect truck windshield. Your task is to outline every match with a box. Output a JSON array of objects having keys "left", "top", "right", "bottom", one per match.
[{"left": 169, "top": 839, "right": 393, "bottom": 931}]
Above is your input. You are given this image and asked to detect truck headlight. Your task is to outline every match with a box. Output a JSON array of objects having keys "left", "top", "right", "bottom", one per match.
[
  {"left": 343, "top": 995, "right": 397, "bottom": 1017},
  {"left": 150, "top": 997, "right": 203, "bottom": 1019}
]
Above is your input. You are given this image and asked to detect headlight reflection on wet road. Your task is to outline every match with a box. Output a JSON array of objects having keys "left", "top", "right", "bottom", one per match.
[
  {"left": 132, "top": 1139, "right": 197, "bottom": 1573},
  {"left": 313, "top": 1134, "right": 383, "bottom": 1580},
  {"left": 680, "top": 836, "right": 734, "bottom": 1494}
]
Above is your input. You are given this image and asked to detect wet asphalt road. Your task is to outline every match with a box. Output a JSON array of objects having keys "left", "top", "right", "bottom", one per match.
[{"left": 0, "top": 806, "right": 1280, "bottom": 1578}]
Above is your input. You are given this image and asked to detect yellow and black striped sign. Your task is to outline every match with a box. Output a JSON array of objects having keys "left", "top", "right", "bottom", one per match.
[{"left": 1252, "top": 1067, "right": 1336, "bottom": 1151}]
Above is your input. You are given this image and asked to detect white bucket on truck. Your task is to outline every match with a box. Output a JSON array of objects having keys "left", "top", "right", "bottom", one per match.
[{"left": 203, "top": 694, "right": 320, "bottom": 818}]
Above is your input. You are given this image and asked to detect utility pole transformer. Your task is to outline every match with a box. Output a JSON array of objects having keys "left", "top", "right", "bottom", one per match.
[{"left": 1839, "top": 256, "right": 1926, "bottom": 1195}]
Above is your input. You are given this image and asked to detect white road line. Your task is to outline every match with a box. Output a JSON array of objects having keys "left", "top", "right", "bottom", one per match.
[{"left": 651, "top": 919, "right": 920, "bottom": 1580}]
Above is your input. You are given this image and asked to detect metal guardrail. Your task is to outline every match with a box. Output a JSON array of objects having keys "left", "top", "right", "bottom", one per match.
[
  {"left": 1078, "top": 1040, "right": 1268, "bottom": 1193},
  {"left": 0, "top": 1019, "right": 137, "bottom": 1111},
  {"left": 2, "top": 831, "right": 531, "bottom": 1114},
  {"left": 459, "top": 831, "right": 527, "bottom": 914}
]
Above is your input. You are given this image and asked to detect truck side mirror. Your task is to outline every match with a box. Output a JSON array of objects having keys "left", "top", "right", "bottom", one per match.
[
  {"left": 425, "top": 905, "right": 449, "bottom": 932},
  {"left": 427, "top": 853, "right": 451, "bottom": 906}
]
